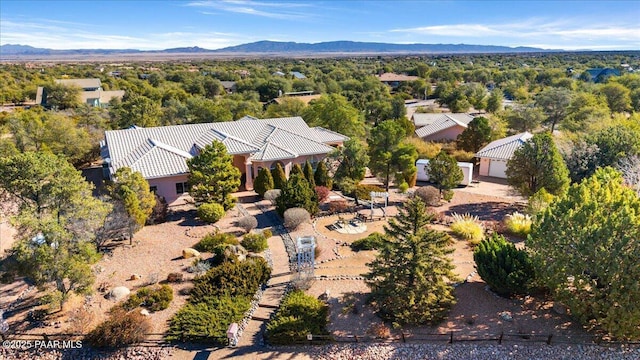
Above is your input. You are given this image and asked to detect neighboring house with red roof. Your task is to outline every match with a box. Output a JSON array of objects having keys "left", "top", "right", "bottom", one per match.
[
  {"left": 376, "top": 72, "right": 420, "bottom": 91},
  {"left": 101, "top": 116, "right": 348, "bottom": 205},
  {"left": 475, "top": 132, "right": 533, "bottom": 178},
  {"left": 413, "top": 113, "right": 475, "bottom": 142}
]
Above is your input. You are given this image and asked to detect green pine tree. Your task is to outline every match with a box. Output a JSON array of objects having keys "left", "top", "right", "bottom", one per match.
[
  {"left": 473, "top": 233, "right": 534, "bottom": 297},
  {"left": 365, "top": 197, "right": 457, "bottom": 325},
  {"left": 290, "top": 163, "right": 304, "bottom": 178},
  {"left": 313, "top": 161, "right": 331, "bottom": 188},
  {"left": 303, "top": 160, "right": 316, "bottom": 187},
  {"left": 528, "top": 167, "right": 640, "bottom": 340},
  {"left": 276, "top": 174, "right": 319, "bottom": 216},
  {"left": 109, "top": 167, "right": 156, "bottom": 229},
  {"left": 187, "top": 140, "right": 241, "bottom": 210},
  {"left": 253, "top": 167, "right": 274, "bottom": 197},
  {"left": 506, "top": 132, "right": 569, "bottom": 197},
  {"left": 427, "top": 150, "right": 463, "bottom": 195},
  {"left": 271, "top": 163, "right": 287, "bottom": 190}
]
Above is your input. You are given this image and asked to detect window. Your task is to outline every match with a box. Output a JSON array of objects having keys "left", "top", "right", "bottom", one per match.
[
  {"left": 176, "top": 182, "right": 189, "bottom": 194},
  {"left": 149, "top": 186, "right": 158, "bottom": 194}
]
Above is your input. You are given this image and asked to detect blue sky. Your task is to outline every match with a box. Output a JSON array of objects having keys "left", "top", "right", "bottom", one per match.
[{"left": 1, "top": 1, "right": 639, "bottom": 51}]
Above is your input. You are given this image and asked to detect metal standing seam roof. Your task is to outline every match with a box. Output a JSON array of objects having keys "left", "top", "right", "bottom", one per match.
[
  {"left": 104, "top": 116, "right": 344, "bottom": 179},
  {"left": 309, "top": 127, "right": 350, "bottom": 143},
  {"left": 412, "top": 113, "right": 474, "bottom": 128},
  {"left": 475, "top": 132, "right": 533, "bottom": 160},
  {"left": 415, "top": 114, "right": 473, "bottom": 139}
]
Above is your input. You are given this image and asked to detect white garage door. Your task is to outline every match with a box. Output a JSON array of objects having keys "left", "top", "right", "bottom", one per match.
[{"left": 489, "top": 159, "right": 508, "bottom": 178}]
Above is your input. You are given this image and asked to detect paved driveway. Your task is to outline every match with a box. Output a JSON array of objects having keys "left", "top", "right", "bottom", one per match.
[{"left": 453, "top": 176, "right": 526, "bottom": 202}]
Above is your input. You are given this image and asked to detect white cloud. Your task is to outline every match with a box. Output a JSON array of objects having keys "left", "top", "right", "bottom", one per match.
[
  {"left": 391, "top": 18, "right": 640, "bottom": 46},
  {"left": 0, "top": 19, "right": 251, "bottom": 50},
  {"left": 186, "top": 0, "right": 312, "bottom": 20}
]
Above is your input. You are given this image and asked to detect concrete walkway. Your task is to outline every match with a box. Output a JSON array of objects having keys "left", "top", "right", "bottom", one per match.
[
  {"left": 171, "top": 198, "right": 295, "bottom": 360},
  {"left": 236, "top": 200, "right": 291, "bottom": 348}
]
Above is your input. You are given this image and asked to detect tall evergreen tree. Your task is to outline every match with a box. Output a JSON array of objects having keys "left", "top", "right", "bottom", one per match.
[
  {"left": 366, "top": 197, "right": 457, "bottom": 325},
  {"left": 271, "top": 163, "right": 287, "bottom": 189},
  {"left": 276, "top": 174, "right": 318, "bottom": 216},
  {"left": 535, "top": 87, "right": 572, "bottom": 132},
  {"left": 253, "top": 167, "right": 274, "bottom": 197},
  {"left": 369, "top": 120, "right": 405, "bottom": 191},
  {"left": 290, "top": 163, "right": 304, "bottom": 178},
  {"left": 187, "top": 140, "right": 241, "bottom": 210},
  {"left": 109, "top": 167, "right": 156, "bottom": 229},
  {"left": 303, "top": 160, "right": 316, "bottom": 187},
  {"left": 506, "top": 132, "right": 569, "bottom": 197},
  {"left": 427, "top": 151, "right": 463, "bottom": 195},
  {"left": 0, "top": 152, "right": 110, "bottom": 308},
  {"left": 456, "top": 116, "right": 492, "bottom": 153},
  {"left": 486, "top": 89, "right": 503, "bottom": 113},
  {"left": 313, "top": 161, "right": 331, "bottom": 188},
  {"left": 528, "top": 168, "right": 640, "bottom": 340}
]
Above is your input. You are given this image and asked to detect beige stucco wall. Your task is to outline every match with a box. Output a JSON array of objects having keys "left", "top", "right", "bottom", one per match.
[
  {"left": 421, "top": 125, "right": 465, "bottom": 142},
  {"left": 148, "top": 174, "right": 191, "bottom": 207},
  {"left": 479, "top": 158, "right": 491, "bottom": 176}
]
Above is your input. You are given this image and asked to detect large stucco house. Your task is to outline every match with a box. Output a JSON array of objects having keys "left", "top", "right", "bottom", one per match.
[
  {"left": 36, "top": 78, "right": 125, "bottom": 108},
  {"left": 101, "top": 116, "right": 348, "bottom": 205},
  {"left": 413, "top": 113, "right": 475, "bottom": 142},
  {"left": 475, "top": 132, "right": 533, "bottom": 178}
]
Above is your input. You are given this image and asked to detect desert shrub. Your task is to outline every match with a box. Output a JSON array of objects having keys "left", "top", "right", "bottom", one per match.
[
  {"left": 254, "top": 167, "right": 274, "bottom": 197},
  {"left": 353, "top": 184, "right": 385, "bottom": 201},
  {"left": 450, "top": 212, "right": 484, "bottom": 245},
  {"left": 211, "top": 244, "right": 248, "bottom": 264},
  {"left": 167, "top": 272, "right": 184, "bottom": 283},
  {"left": 167, "top": 295, "right": 250, "bottom": 344},
  {"left": 442, "top": 189, "right": 454, "bottom": 202},
  {"left": 474, "top": 233, "right": 534, "bottom": 296},
  {"left": 315, "top": 186, "right": 330, "bottom": 202},
  {"left": 237, "top": 216, "right": 258, "bottom": 233},
  {"left": 414, "top": 186, "right": 440, "bottom": 206},
  {"left": 406, "top": 172, "right": 418, "bottom": 187},
  {"left": 263, "top": 189, "right": 281, "bottom": 204},
  {"left": 86, "top": 308, "right": 151, "bottom": 348},
  {"left": 405, "top": 138, "right": 442, "bottom": 159},
  {"left": 398, "top": 181, "right": 409, "bottom": 193},
  {"left": 194, "top": 232, "right": 239, "bottom": 252},
  {"left": 328, "top": 200, "right": 349, "bottom": 214},
  {"left": 449, "top": 149, "right": 476, "bottom": 162},
  {"left": 266, "top": 290, "right": 329, "bottom": 345},
  {"left": 351, "top": 232, "right": 386, "bottom": 251},
  {"left": 122, "top": 284, "right": 173, "bottom": 312},
  {"left": 283, "top": 207, "right": 310, "bottom": 230},
  {"left": 146, "top": 194, "right": 168, "bottom": 225},
  {"left": 314, "top": 246, "right": 322, "bottom": 260},
  {"left": 186, "top": 258, "right": 211, "bottom": 275},
  {"left": 242, "top": 233, "right": 268, "bottom": 253},
  {"left": 66, "top": 307, "right": 95, "bottom": 334},
  {"left": 368, "top": 323, "right": 391, "bottom": 339},
  {"left": 526, "top": 188, "right": 555, "bottom": 217},
  {"left": 197, "top": 202, "right": 225, "bottom": 223},
  {"left": 503, "top": 212, "right": 532, "bottom": 237},
  {"left": 261, "top": 228, "right": 273, "bottom": 238},
  {"left": 189, "top": 257, "right": 271, "bottom": 304}
]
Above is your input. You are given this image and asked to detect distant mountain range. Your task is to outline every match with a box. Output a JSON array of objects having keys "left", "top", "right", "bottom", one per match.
[{"left": 0, "top": 41, "right": 551, "bottom": 57}]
